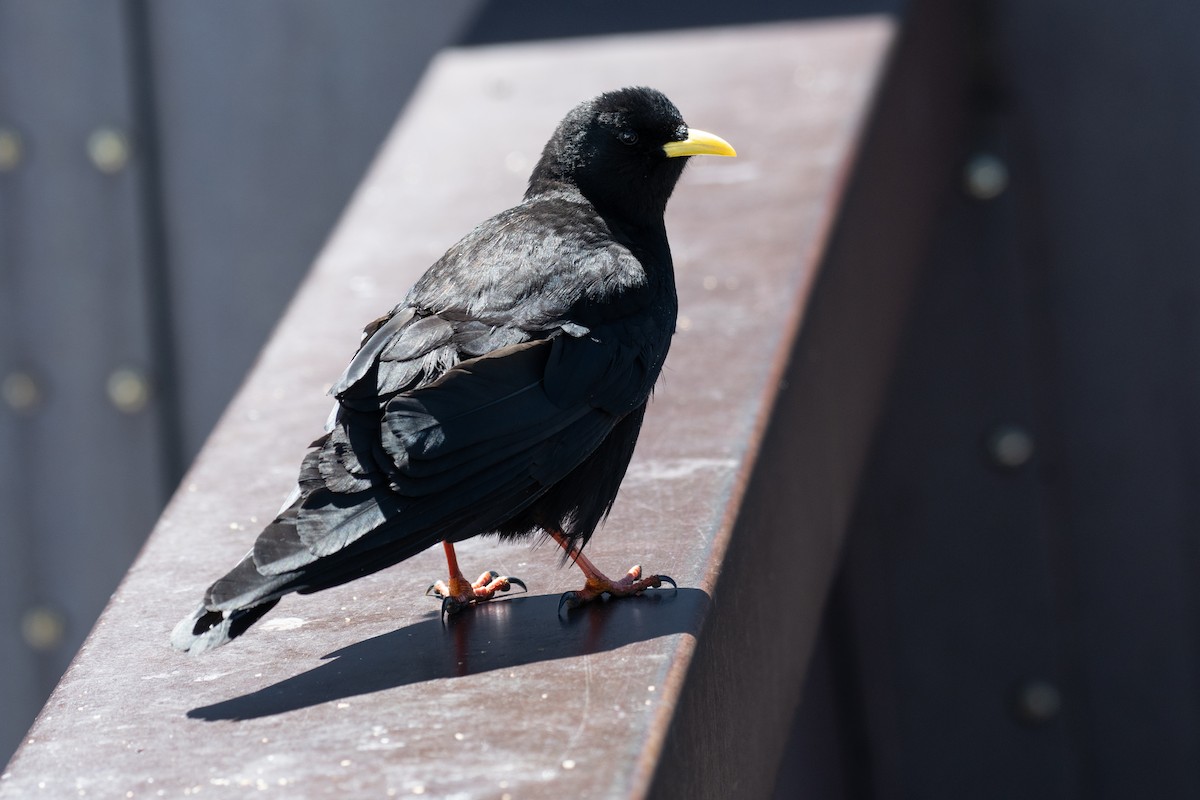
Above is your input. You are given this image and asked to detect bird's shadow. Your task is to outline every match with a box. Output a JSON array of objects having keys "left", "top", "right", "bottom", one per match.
[{"left": 188, "top": 588, "right": 707, "bottom": 721}]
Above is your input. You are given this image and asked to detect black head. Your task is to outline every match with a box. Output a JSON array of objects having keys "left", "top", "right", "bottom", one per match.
[{"left": 527, "top": 87, "right": 735, "bottom": 226}]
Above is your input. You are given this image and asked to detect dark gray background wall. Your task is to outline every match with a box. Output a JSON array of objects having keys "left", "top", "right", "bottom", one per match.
[{"left": 780, "top": 1, "right": 1200, "bottom": 797}]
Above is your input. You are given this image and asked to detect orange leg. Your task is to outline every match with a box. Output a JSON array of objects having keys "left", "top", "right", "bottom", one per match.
[
  {"left": 550, "top": 529, "right": 676, "bottom": 612},
  {"left": 426, "top": 541, "right": 526, "bottom": 616}
]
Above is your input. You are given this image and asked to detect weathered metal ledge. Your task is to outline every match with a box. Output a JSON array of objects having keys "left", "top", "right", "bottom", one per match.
[{"left": 0, "top": 15, "right": 964, "bottom": 799}]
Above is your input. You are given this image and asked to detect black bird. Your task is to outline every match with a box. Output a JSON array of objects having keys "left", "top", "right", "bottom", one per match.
[{"left": 172, "top": 86, "right": 735, "bottom": 653}]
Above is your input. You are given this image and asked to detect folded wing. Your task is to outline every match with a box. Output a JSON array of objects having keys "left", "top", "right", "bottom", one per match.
[{"left": 205, "top": 307, "right": 658, "bottom": 609}]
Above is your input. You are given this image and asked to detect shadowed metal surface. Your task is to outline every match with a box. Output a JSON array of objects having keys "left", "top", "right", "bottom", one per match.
[{"left": 1, "top": 19, "right": 896, "bottom": 798}]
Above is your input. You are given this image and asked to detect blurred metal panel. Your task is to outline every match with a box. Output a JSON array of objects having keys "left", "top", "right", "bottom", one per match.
[
  {"left": 991, "top": 4, "right": 1200, "bottom": 793},
  {"left": 810, "top": 0, "right": 1200, "bottom": 797},
  {"left": 830, "top": 176, "right": 1081, "bottom": 798},
  {"left": 143, "top": 0, "right": 483, "bottom": 462},
  {"left": 0, "top": 0, "right": 167, "bottom": 761}
]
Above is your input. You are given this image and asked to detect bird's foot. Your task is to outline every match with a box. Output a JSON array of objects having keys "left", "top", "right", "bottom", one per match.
[
  {"left": 426, "top": 570, "right": 527, "bottom": 617},
  {"left": 558, "top": 565, "right": 676, "bottom": 613}
]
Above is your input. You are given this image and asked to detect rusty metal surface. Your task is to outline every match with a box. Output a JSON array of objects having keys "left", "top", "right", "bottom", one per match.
[{"left": 1, "top": 19, "right": 895, "bottom": 798}]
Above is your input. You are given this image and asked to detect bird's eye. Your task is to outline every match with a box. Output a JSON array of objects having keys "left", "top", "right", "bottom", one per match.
[{"left": 618, "top": 130, "right": 639, "bottom": 146}]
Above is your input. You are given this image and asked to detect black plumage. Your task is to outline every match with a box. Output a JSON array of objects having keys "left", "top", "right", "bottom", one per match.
[{"left": 172, "top": 87, "right": 735, "bottom": 653}]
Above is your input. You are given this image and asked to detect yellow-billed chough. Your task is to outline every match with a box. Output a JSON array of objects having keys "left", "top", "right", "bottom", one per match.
[{"left": 173, "top": 87, "right": 735, "bottom": 653}]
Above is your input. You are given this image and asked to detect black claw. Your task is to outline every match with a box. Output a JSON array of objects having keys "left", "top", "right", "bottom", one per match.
[
  {"left": 441, "top": 596, "right": 468, "bottom": 619},
  {"left": 425, "top": 583, "right": 441, "bottom": 597},
  {"left": 557, "top": 591, "right": 580, "bottom": 616},
  {"left": 506, "top": 577, "right": 528, "bottom": 594},
  {"left": 656, "top": 574, "right": 678, "bottom": 591}
]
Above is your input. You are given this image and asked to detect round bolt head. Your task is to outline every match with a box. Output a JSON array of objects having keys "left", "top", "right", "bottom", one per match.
[
  {"left": 2, "top": 370, "right": 42, "bottom": 412},
  {"left": 87, "top": 127, "right": 131, "bottom": 174},
  {"left": 1014, "top": 679, "right": 1062, "bottom": 725},
  {"left": 107, "top": 367, "right": 150, "bottom": 413},
  {"left": 987, "top": 424, "right": 1034, "bottom": 469},
  {"left": 964, "top": 153, "right": 1009, "bottom": 200},
  {"left": 0, "top": 128, "right": 22, "bottom": 172},
  {"left": 21, "top": 606, "right": 66, "bottom": 651}
]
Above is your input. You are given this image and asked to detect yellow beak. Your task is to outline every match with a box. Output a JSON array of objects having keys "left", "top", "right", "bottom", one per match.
[{"left": 662, "top": 127, "right": 737, "bottom": 158}]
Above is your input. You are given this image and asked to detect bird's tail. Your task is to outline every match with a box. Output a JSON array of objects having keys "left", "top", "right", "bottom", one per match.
[
  {"left": 170, "top": 467, "right": 421, "bottom": 654},
  {"left": 171, "top": 487, "right": 315, "bottom": 654},
  {"left": 170, "top": 535, "right": 301, "bottom": 654},
  {"left": 170, "top": 595, "right": 280, "bottom": 654}
]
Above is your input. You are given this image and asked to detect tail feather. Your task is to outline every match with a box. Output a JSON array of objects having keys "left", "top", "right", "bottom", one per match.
[
  {"left": 205, "top": 549, "right": 298, "bottom": 610},
  {"left": 171, "top": 542, "right": 296, "bottom": 653},
  {"left": 170, "top": 597, "right": 280, "bottom": 654}
]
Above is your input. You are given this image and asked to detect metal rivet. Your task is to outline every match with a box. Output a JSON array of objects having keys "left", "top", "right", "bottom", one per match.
[
  {"left": 964, "top": 153, "right": 1009, "bottom": 200},
  {"left": 21, "top": 606, "right": 66, "bottom": 651},
  {"left": 2, "top": 370, "right": 42, "bottom": 412},
  {"left": 106, "top": 367, "right": 150, "bottom": 413},
  {"left": 1013, "top": 680, "right": 1062, "bottom": 725},
  {"left": 987, "top": 424, "right": 1034, "bottom": 469},
  {"left": 87, "top": 127, "right": 130, "bottom": 174},
  {"left": 0, "top": 128, "right": 22, "bottom": 172}
]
